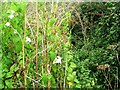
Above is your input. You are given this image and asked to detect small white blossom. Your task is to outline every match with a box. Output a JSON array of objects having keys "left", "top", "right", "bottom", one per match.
[
  {"left": 11, "top": 10, "right": 15, "bottom": 14},
  {"left": 5, "top": 22, "right": 10, "bottom": 27},
  {"left": 26, "top": 37, "right": 31, "bottom": 43},
  {"left": 8, "top": 14, "right": 14, "bottom": 19},
  {"left": 53, "top": 56, "right": 62, "bottom": 64}
]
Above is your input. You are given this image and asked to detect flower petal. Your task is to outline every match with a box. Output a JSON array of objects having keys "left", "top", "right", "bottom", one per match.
[
  {"left": 5, "top": 22, "right": 10, "bottom": 27},
  {"left": 8, "top": 14, "right": 14, "bottom": 19}
]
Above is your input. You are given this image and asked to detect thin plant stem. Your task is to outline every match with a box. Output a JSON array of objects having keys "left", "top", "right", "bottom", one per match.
[
  {"left": 35, "top": 0, "right": 39, "bottom": 88},
  {"left": 23, "top": 13, "right": 27, "bottom": 87}
]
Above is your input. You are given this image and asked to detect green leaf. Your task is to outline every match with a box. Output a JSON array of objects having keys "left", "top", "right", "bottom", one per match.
[
  {"left": 67, "top": 67, "right": 73, "bottom": 73},
  {"left": 47, "top": 74, "right": 52, "bottom": 80},
  {"left": 5, "top": 79, "right": 12, "bottom": 88},
  {"left": 42, "top": 74, "right": 48, "bottom": 84},
  {"left": 49, "top": 51, "right": 56, "bottom": 61},
  {"left": 48, "top": 17, "right": 56, "bottom": 26},
  {"left": 76, "top": 84, "right": 81, "bottom": 88},
  {"left": 70, "top": 62, "right": 77, "bottom": 68},
  {"left": 17, "top": 74, "right": 20, "bottom": 78},
  {"left": 14, "top": 66, "right": 19, "bottom": 72},
  {"left": 6, "top": 72, "right": 12, "bottom": 78},
  {"left": 3, "top": 68, "right": 8, "bottom": 72},
  {"left": 52, "top": 65, "right": 57, "bottom": 73},
  {"left": 18, "top": 52, "right": 23, "bottom": 60},
  {"left": 49, "top": 35, "right": 55, "bottom": 42},
  {"left": 13, "top": 35, "right": 20, "bottom": 43},
  {"left": 3, "top": 56, "right": 12, "bottom": 65},
  {"left": 74, "top": 79, "right": 79, "bottom": 83},
  {"left": 47, "top": 28, "right": 52, "bottom": 35},
  {"left": 65, "top": 12, "right": 71, "bottom": 17},
  {"left": 10, "top": 4, "right": 19, "bottom": 11},
  {"left": 54, "top": 25, "right": 59, "bottom": 31},
  {"left": 16, "top": 41, "right": 22, "bottom": 52},
  {"left": 10, "top": 64, "right": 15, "bottom": 72},
  {"left": 67, "top": 74, "right": 74, "bottom": 81},
  {"left": 19, "top": 60, "right": 23, "bottom": 65}
]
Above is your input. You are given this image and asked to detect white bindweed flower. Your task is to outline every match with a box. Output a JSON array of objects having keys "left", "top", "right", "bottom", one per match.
[
  {"left": 26, "top": 37, "right": 31, "bottom": 43},
  {"left": 5, "top": 22, "right": 10, "bottom": 27},
  {"left": 8, "top": 14, "right": 14, "bottom": 19},
  {"left": 53, "top": 56, "right": 62, "bottom": 64},
  {"left": 11, "top": 10, "right": 15, "bottom": 14}
]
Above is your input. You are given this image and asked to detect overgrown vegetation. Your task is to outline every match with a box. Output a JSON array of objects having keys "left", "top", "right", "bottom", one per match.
[
  {"left": 70, "top": 2, "right": 120, "bottom": 89},
  {"left": 1, "top": 1, "right": 120, "bottom": 89}
]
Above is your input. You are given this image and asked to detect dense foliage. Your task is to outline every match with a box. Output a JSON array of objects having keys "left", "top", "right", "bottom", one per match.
[
  {"left": 70, "top": 2, "right": 120, "bottom": 89},
  {"left": 1, "top": 2, "right": 120, "bottom": 89}
]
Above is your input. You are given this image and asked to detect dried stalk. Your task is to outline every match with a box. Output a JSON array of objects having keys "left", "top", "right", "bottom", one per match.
[{"left": 35, "top": 0, "right": 39, "bottom": 88}]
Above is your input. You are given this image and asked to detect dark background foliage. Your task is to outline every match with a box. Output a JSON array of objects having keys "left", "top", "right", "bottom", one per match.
[{"left": 70, "top": 2, "right": 120, "bottom": 89}]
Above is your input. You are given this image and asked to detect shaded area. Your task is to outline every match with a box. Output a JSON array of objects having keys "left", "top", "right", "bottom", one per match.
[{"left": 70, "top": 2, "right": 120, "bottom": 89}]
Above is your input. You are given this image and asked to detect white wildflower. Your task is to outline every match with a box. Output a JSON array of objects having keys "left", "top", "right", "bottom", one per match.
[
  {"left": 8, "top": 14, "right": 14, "bottom": 19},
  {"left": 26, "top": 37, "right": 31, "bottom": 43},
  {"left": 5, "top": 22, "right": 10, "bottom": 27},
  {"left": 11, "top": 10, "right": 15, "bottom": 14},
  {"left": 53, "top": 56, "right": 62, "bottom": 64}
]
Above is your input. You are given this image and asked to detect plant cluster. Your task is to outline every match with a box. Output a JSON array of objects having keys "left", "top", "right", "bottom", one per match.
[
  {"left": 1, "top": 2, "right": 120, "bottom": 89},
  {"left": 70, "top": 2, "right": 120, "bottom": 89}
]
